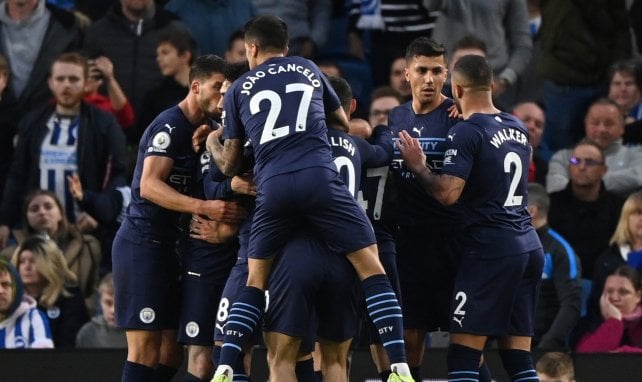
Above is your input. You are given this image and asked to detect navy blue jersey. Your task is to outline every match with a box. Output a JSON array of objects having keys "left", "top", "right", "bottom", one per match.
[
  {"left": 388, "top": 99, "right": 464, "bottom": 227},
  {"left": 222, "top": 56, "right": 341, "bottom": 185},
  {"left": 441, "top": 112, "right": 542, "bottom": 258},
  {"left": 121, "top": 106, "right": 198, "bottom": 242},
  {"left": 329, "top": 129, "right": 362, "bottom": 196}
]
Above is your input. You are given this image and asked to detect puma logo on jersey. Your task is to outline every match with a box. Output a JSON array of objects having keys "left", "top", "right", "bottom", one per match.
[
  {"left": 453, "top": 316, "right": 464, "bottom": 328},
  {"left": 215, "top": 323, "right": 226, "bottom": 334},
  {"left": 412, "top": 126, "right": 424, "bottom": 136},
  {"left": 448, "top": 133, "right": 456, "bottom": 141},
  {"left": 165, "top": 123, "right": 176, "bottom": 134}
]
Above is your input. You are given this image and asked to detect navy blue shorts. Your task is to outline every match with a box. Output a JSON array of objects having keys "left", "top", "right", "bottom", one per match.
[
  {"left": 249, "top": 167, "right": 376, "bottom": 260},
  {"left": 264, "top": 234, "right": 358, "bottom": 352},
  {"left": 396, "top": 228, "right": 461, "bottom": 331},
  {"left": 449, "top": 249, "right": 544, "bottom": 337},
  {"left": 112, "top": 232, "right": 180, "bottom": 330},
  {"left": 177, "top": 244, "right": 235, "bottom": 345}
]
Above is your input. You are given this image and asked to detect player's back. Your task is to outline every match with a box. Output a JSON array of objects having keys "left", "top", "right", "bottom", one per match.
[
  {"left": 224, "top": 56, "right": 340, "bottom": 185},
  {"left": 442, "top": 112, "right": 540, "bottom": 257},
  {"left": 328, "top": 128, "right": 362, "bottom": 197}
]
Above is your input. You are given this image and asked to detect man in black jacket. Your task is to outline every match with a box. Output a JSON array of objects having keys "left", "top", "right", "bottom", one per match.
[{"left": 0, "top": 52, "right": 127, "bottom": 248}]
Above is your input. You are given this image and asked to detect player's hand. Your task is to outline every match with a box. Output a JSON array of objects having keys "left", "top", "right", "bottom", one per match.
[
  {"left": 190, "top": 214, "right": 239, "bottom": 243},
  {"left": 199, "top": 200, "right": 247, "bottom": 223},
  {"left": 75, "top": 212, "right": 99, "bottom": 233},
  {"left": 66, "top": 174, "right": 84, "bottom": 201},
  {"left": 396, "top": 130, "right": 428, "bottom": 175},
  {"left": 231, "top": 173, "right": 256, "bottom": 196},
  {"left": 447, "top": 103, "right": 461, "bottom": 119},
  {"left": 0, "top": 225, "right": 9, "bottom": 249},
  {"left": 192, "top": 124, "right": 213, "bottom": 152},
  {"left": 205, "top": 128, "right": 224, "bottom": 155},
  {"left": 600, "top": 292, "right": 622, "bottom": 321},
  {"left": 349, "top": 118, "right": 373, "bottom": 139}
]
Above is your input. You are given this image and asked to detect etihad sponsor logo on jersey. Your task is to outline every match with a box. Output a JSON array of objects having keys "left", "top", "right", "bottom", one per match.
[{"left": 489, "top": 127, "right": 528, "bottom": 148}]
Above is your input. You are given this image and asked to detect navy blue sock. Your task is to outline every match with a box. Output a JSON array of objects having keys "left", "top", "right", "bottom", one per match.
[
  {"left": 219, "top": 287, "right": 264, "bottom": 367},
  {"left": 499, "top": 349, "right": 538, "bottom": 382},
  {"left": 379, "top": 370, "right": 392, "bottom": 381},
  {"left": 410, "top": 366, "right": 421, "bottom": 381},
  {"left": 184, "top": 373, "right": 207, "bottom": 382},
  {"left": 151, "top": 364, "right": 178, "bottom": 382},
  {"left": 447, "top": 344, "right": 482, "bottom": 382},
  {"left": 363, "top": 274, "right": 406, "bottom": 364},
  {"left": 232, "top": 351, "right": 249, "bottom": 381},
  {"left": 315, "top": 370, "right": 323, "bottom": 382},
  {"left": 121, "top": 361, "right": 154, "bottom": 382},
  {"left": 211, "top": 345, "right": 222, "bottom": 368},
  {"left": 295, "top": 358, "right": 316, "bottom": 382},
  {"left": 479, "top": 361, "right": 492, "bottom": 382}
]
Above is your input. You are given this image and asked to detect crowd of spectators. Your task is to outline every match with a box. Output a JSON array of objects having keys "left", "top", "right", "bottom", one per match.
[{"left": 0, "top": 0, "right": 641, "bottom": 375}]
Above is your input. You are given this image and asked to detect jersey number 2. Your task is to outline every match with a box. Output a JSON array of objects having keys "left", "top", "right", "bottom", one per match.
[
  {"left": 251, "top": 83, "right": 314, "bottom": 144},
  {"left": 503, "top": 151, "right": 523, "bottom": 207}
]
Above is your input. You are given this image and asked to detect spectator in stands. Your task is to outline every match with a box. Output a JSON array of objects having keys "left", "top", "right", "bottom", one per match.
[
  {"left": 224, "top": 30, "right": 246, "bottom": 64},
  {"left": 0, "top": 52, "right": 127, "bottom": 260},
  {"left": 84, "top": 0, "right": 189, "bottom": 144},
  {"left": 165, "top": 0, "right": 254, "bottom": 57},
  {"left": 536, "top": 352, "right": 576, "bottom": 382},
  {"left": 0, "top": 190, "right": 101, "bottom": 314},
  {"left": 590, "top": 191, "right": 642, "bottom": 320},
  {"left": 428, "top": 0, "right": 532, "bottom": 110},
  {"left": 0, "top": 258, "right": 53, "bottom": 348},
  {"left": 138, "top": 28, "right": 196, "bottom": 133},
  {"left": 0, "top": 53, "right": 14, "bottom": 201},
  {"left": 83, "top": 54, "right": 135, "bottom": 130},
  {"left": 388, "top": 56, "right": 411, "bottom": 101},
  {"left": 528, "top": 183, "right": 582, "bottom": 350},
  {"left": 547, "top": 98, "right": 642, "bottom": 198},
  {"left": 76, "top": 272, "right": 126, "bottom": 348},
  {"left": 608, "top": 59, "right": 642, "bottom": 145},
  {"left": 10, "top": 236, "right": 89, "bottom": 348},
  {"left": 574, "top": 265, "right": 642, "bottom": 353},
  {"left": 0, "top": 0, "right": 84, "bottom": 126},
  {"left": 513, "top": 102, "right": 549, "bottom": 185},
  {"left": 548, "top": 139, "right": 624, "bottom": 279},
  {"left": 538, "top": 0, "right": 631, "bottom": 152},
  {"left": 317, "top": 59, "right": 343, "bottom": 78},
  {"left": 368, "top": 86, "right": 401, "bottom": 127}
]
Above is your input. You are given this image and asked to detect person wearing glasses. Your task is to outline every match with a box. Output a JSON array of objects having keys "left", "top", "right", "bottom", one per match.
[
  {"left": 547, "top": 98, "right": 642, "bottom": 198},
  {"left": 548, "top": 139, "right": 624, "bottom": 279}
]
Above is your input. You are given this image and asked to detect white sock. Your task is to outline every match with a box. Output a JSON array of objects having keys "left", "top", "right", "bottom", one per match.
[
  {"left": 214, "top": 364, "right": 233, "bottom": 376},
  {"left": 391, "top": 362, "right": 411, "bottom": 376}
]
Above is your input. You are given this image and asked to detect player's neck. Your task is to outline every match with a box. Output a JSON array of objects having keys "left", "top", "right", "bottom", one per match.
[
  {"left": 256, "top": 52, "right": 285, "bottom": 67},
  {"left": 459, "top": 93, "right": 500, "bottom": 119},
  {"left": 178, "top": 98, "right": 206, "bottom": 126},
  {"left": 412, "top": 94, "right": 446, "bottom": 115}
]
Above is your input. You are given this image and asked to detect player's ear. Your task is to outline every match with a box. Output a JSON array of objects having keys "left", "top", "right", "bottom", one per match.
[
  {"left": 349, "top": 98, "right": 357, "bottom": 115},
  {"left": 454, "top": 84, "right": 464, "bottom": 99},
  {"left": 191, "top": 80, "right": 200, "bottom": 94}
]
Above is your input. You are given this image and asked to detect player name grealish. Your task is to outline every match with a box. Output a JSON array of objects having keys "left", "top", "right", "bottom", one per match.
[
  {"left": 330, "top": 136, "right": 356, "bottom": 156},
  {"left": 489, "top": 127, "right": 528, "bottom": 148},
  {"left": 240, "top": 63, "right": 322, "bottom": 95}
]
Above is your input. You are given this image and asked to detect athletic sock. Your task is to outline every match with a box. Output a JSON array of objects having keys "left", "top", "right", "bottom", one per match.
[
  {"left": 121, "top": 361, "right": 154, "bottom": 382},
  {"left": 479, "top": 361, "right": 493, "bottom": 382},
  {"left": 363, "top": 274, "right": 406, "bottom": 365},
  {"left": 499, "top": 349, "right": 538, "bottom": 382},
  {"left": 379, "top": 370, "right": 392, "bottom": 381},
  {"left": 295, "top": 358, "right": 316, "bottom": 382},
  {"left": 218, "top": 287, "right": 264, "bottom": 368},
  {"left": 211, "top": 344, "right": 222, "bottom": 368},
  {"left": 447, "top": 344, "right": 482, "bottom": 382},
  {"left": 184, "top": 372, "right": 208, "bottom": 382},
  {"left": 151, "top": 364, "right": 178, "bottom": 382},
  {"left": 410, "top": 365, "right": 421, "bottom": 381}
]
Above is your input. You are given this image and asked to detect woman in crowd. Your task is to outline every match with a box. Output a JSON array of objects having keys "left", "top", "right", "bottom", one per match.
[
  {"left": 0, "top": 190, "right": 100, "bottom": 313},
  {"left": 10, "top": 235, "right": 89, "bottom": 348},
  {"left": 575, "top": 265, "right": 642, "bottom": 353}
]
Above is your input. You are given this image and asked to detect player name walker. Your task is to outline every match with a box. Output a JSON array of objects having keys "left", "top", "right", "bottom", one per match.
[
  {"left": 489, "top": 127, "right": 528, "bottom": 149},
  {"left": 240, "top": 63, "right": 322, "bottom": 95}
]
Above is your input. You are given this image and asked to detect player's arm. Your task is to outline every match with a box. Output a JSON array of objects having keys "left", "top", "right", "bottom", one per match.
[
  {"left": 397, "top": 130, "right": 465, "bottom": 205},
  {"left": 140, "top": 156, "right": 245, "bottom": 223},
  {"left": 206, "top": 128, "right": 243, "bottom": 177}
]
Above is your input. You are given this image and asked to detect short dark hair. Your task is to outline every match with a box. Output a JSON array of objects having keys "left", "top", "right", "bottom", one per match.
[
  {"left": 452, "top": 54, "right": 493, "bottom": 90},
  {"left": 189, "top": 54, "right": 228, "bottom": 83},
  {"left": 527, "top": 182, "right": 550, "bottom": 216},
  {"left": 370, "top": 86, "right": 403, "bottom": 104},
  {"left": 243, "top": 15, "right": 288, "bottom": 53},
  {"left": 452, "top": 35, "right": 488, "bottom": 55},
  {"left": 227, "top": 30, "right": 245, "bottom": 52},
  {"left": 611, "top": 265, "right": 642, "bottom": 292},
  {"left": 224, "top": 61, "right": 250, "bottom": 82},
  {"left": 328, "top": 76, "right": 353, "bottom": 109},
  {"left": 157, "top": 28, "right": 198, "bottom": 65},
  {"left": 52, "top": 51, "right": 88, "bottom": 79},
  {"left": 405, "top": 37, "right": 446, "bottom": 62},
  {"left": 608, "top": 59, "right": 642, "bottom": 90}
]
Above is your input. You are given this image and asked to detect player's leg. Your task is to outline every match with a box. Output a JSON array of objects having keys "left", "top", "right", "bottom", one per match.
[
  {"left": 186, "top": 345, "right": 213, "bottom": 381},
  {"left": 154, "top": 329, "right": 183, "bottom": 381},
  {"left": 122, "top": 329, "right": 162, "bottom": 377},
  {"left": 318, "top": 338, "right": 352, "bottom": 382},
  {"left": 264, "top": 331, "right": 302, "bottom": 381}
]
